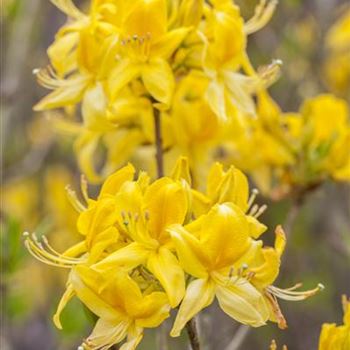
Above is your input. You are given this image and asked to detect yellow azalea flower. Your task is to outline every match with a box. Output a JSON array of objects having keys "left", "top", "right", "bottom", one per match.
[
  {"left": 199, "top": 1, "right": 280, "bottom": 121},
  {"left": 318, "top": 295, "right": 350, "bottom": 350},
  {"left": 234, "top": 226, "right": 323, "bottom": 329},
  {"left": 168, "top": 202, "right": 271, "bottom": 336},
  {"left": 291, "top": 94, "right": 350, "bottom": 183},
  {"left": 190, "top": 162, "right": 268, "bottom": 239},
  {"left": 169, "top": 71, "right": 222, "bottom": 177},
  {"left": 93, "top": 171, "right": 188, "bottom": 307},
  {"left": 71, "top": 266, "right": 170, "bottom": 350},
  {"left": 323, "top": 8, "right": 350, "bottom": 98},
  {"left": 108, "top": 0, "right": 191, "bottom": 105}
]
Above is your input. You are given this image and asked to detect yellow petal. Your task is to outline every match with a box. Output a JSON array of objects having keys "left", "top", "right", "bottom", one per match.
[
  {"left": 53, "top": 283, "right": 75, "bottom": 329},
  {"left": 168, "top": 224, "right": 208, "bottom": 279},
  {"left": 84, "top": 317, "right": 130, "bottom": 350},
  {"left": 81, "top": 83, "right": 112, "bottom": 131},
  {"left": 88, "top": 226, "right": 120, "bottom": 264},
  {"left": 135, "top": 292, "right": 170, "bottom": 328},
  {"left": 144, "top": 177, "right": 187, "bottom": 240},
  {"left": 207, "top": 162, "right": 224, "bottom": 198},
  {"left": 109, "top": 59, "right": 141, "bottom": 100},
  {"left": 77, "top": 197, "right": 119, "bottom": 243},
  {"left": 70, "top": 268, "right": 121, "bottom": 319},
  {"left": 141, "top": 58, "right": 175, "bottom": 105},
  {"left": 94, "top": 242, "right": 149, "bottom": 272},
  {"left": 206, "top": 80, "right": 227, "bottom": 121},
  {"left": 191, "top": 190, "right": 211, "bottom": 217},
  {"left": 102, "top": 129, "right": 144, "bottom": 178},
  {"left": 224, "top": 72, "right": 256, "bottom": 116},
  {"left": 122, "top": 0, "right": 167, "bottom": 40},
  {"left": 171, "top": 156, "right": 192, "bottom": 185},
  {"left": 147, "top": 247, "right": 185, "bottom": 307},
  {"left": 151, "top": 27, "right": 192, "bottom": 59},
  {"left": 217, "top": 166, "right": 250, "bottom": 211},
  {"left": 34, "top": 75, "right": 89, "bottom": 111},
  {"left": 198, "top": 203, "right": 251, "bottom": 269},
  {"left": 120, "top": 327, "right": 143, "bottom": 350},
  {"left": 216, "top": 281, "right": 269, "bottom": 327},
  {"left": 99, "top": 164, "right": 135, "bottom": 198},
  {"left": 247, "top": 215, "right": 267, "bottom": 239},
  {"left": 170, "top": 278, "right": 215, "bottom": 337},
  {"left": 48, "top": 31, "right": 78, "bottom": 75},
  {"left": 74, "top": 131, "right": 103, "bottom": 184}
]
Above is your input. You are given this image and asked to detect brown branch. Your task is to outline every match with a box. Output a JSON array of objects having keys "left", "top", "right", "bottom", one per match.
[
  {"left": 153, "top": 107, "right": 164, "bottom": 178},
  {"left": 186, "top": 317, "right": 201, "bottom": 350}
]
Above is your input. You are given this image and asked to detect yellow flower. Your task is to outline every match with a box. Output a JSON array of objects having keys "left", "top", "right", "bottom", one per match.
[
  {"left": 93, "top": 172, "right": 188, "bottom": 307},
  {"left": 318, "top": 295, "right": 350, "bottom": 350},
  {"left": 108, "top": 0, "right": 191, "bottom": 106},
  {"left": 71, "top": 266, "right": 170, "bottom": 350},
  {"left": 323, "top": 8, "right": 350, "bottom": 98},
  {"left": 168, "top": 202, "right": 271, "bottom": 336},
  {"left": 190, "top": 162, "right": 268, "bottom": 239},
  {"left": 199, "top": 1, "right": 280, "bottom": 121}
]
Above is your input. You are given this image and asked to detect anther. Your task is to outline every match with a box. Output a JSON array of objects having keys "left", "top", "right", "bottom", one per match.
[
  {"left": 144, "top": 211, "right": 150, "bottom": 221},
  {"left": 32, "top": 68, "right": 40, "bottom": 75},
  {"left": 318, "top": 283, "right": 325, "bottom": 291}
]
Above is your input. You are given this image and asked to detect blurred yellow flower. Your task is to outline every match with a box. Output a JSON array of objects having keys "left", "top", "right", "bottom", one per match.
[
  {"left": 318, "top": 295, "right": 350, "bottom": 350},
  {"left": 324, "top": 8, "right": 350, "bottom": 98}
]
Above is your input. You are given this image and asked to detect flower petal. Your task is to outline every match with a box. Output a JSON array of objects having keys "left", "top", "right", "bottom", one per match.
[
  {"left": 99, "top": 163, "right": 135, "bottom": 198},
  {"left": 168, "top": 224, "right": 208, "bottom": 279},
  {"left": 144, "top": 177, "right": 187, "bottom": 240},
  {"left": 94, "top": 242, "right": 149, "bottom": 272},
  {"left": 135, "top": 292, "right": 170, "bottom": 328},
  {"left": 142, "top": 58, "right": 175, "bottom": 105},
  {"left": 216, "top": 281, "right": 269, "bottom": 327},
  {"left": 109, "top": 59, "right": 140, "bottom": 100},
  {"left": 151, "top": 27, "right": 192, "bottom": 59},
  {"left": 147, "top": 247, "right": 185, "bottom": 307},
  {"left": 170, "top": 278, "right": 215, "bottom": 337},
  {"left": 53, "top": 283, "right": 75, "bottom": 329}
]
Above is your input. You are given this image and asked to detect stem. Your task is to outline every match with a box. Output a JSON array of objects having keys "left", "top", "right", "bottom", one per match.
[
  {"left": 153, "top": 107, "right": 164, "bottom": 178},
  {"left": 186, "top": 317, "right": 201, "bottom": 350}
]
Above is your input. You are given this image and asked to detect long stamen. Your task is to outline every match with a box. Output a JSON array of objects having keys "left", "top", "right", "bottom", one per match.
[
  {"left": 268, "top": 283, "right": 324, "bottom": 301},
  {"left": 24, "top": 232, "right": 83, "bottom": 268},
  {"left": 66, "top": 185, "right": 86, "bottom": 213}
]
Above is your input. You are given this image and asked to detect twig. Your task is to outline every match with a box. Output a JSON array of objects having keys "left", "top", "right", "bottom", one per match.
[
  {"left": 153, "top": 107, "right": 164, "bottom": 178},
  {"left": 186, "top": 317, "right": 201, "bottom": 350}
]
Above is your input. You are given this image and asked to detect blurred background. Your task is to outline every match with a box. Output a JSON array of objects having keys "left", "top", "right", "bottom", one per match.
[{"left": 1, "top": 0, "right": 349, "bottom": 349}]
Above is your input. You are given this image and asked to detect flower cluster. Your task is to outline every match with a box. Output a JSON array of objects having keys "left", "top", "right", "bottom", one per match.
[
  {"left": 24, "top": 158, "right": 322, "bottom": 350},
  {"left": 221, "top": 93, "right": 350, "bottom": 199},
  {"left": 34, "top": 0, "right": 281, "bottom": 182}
]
